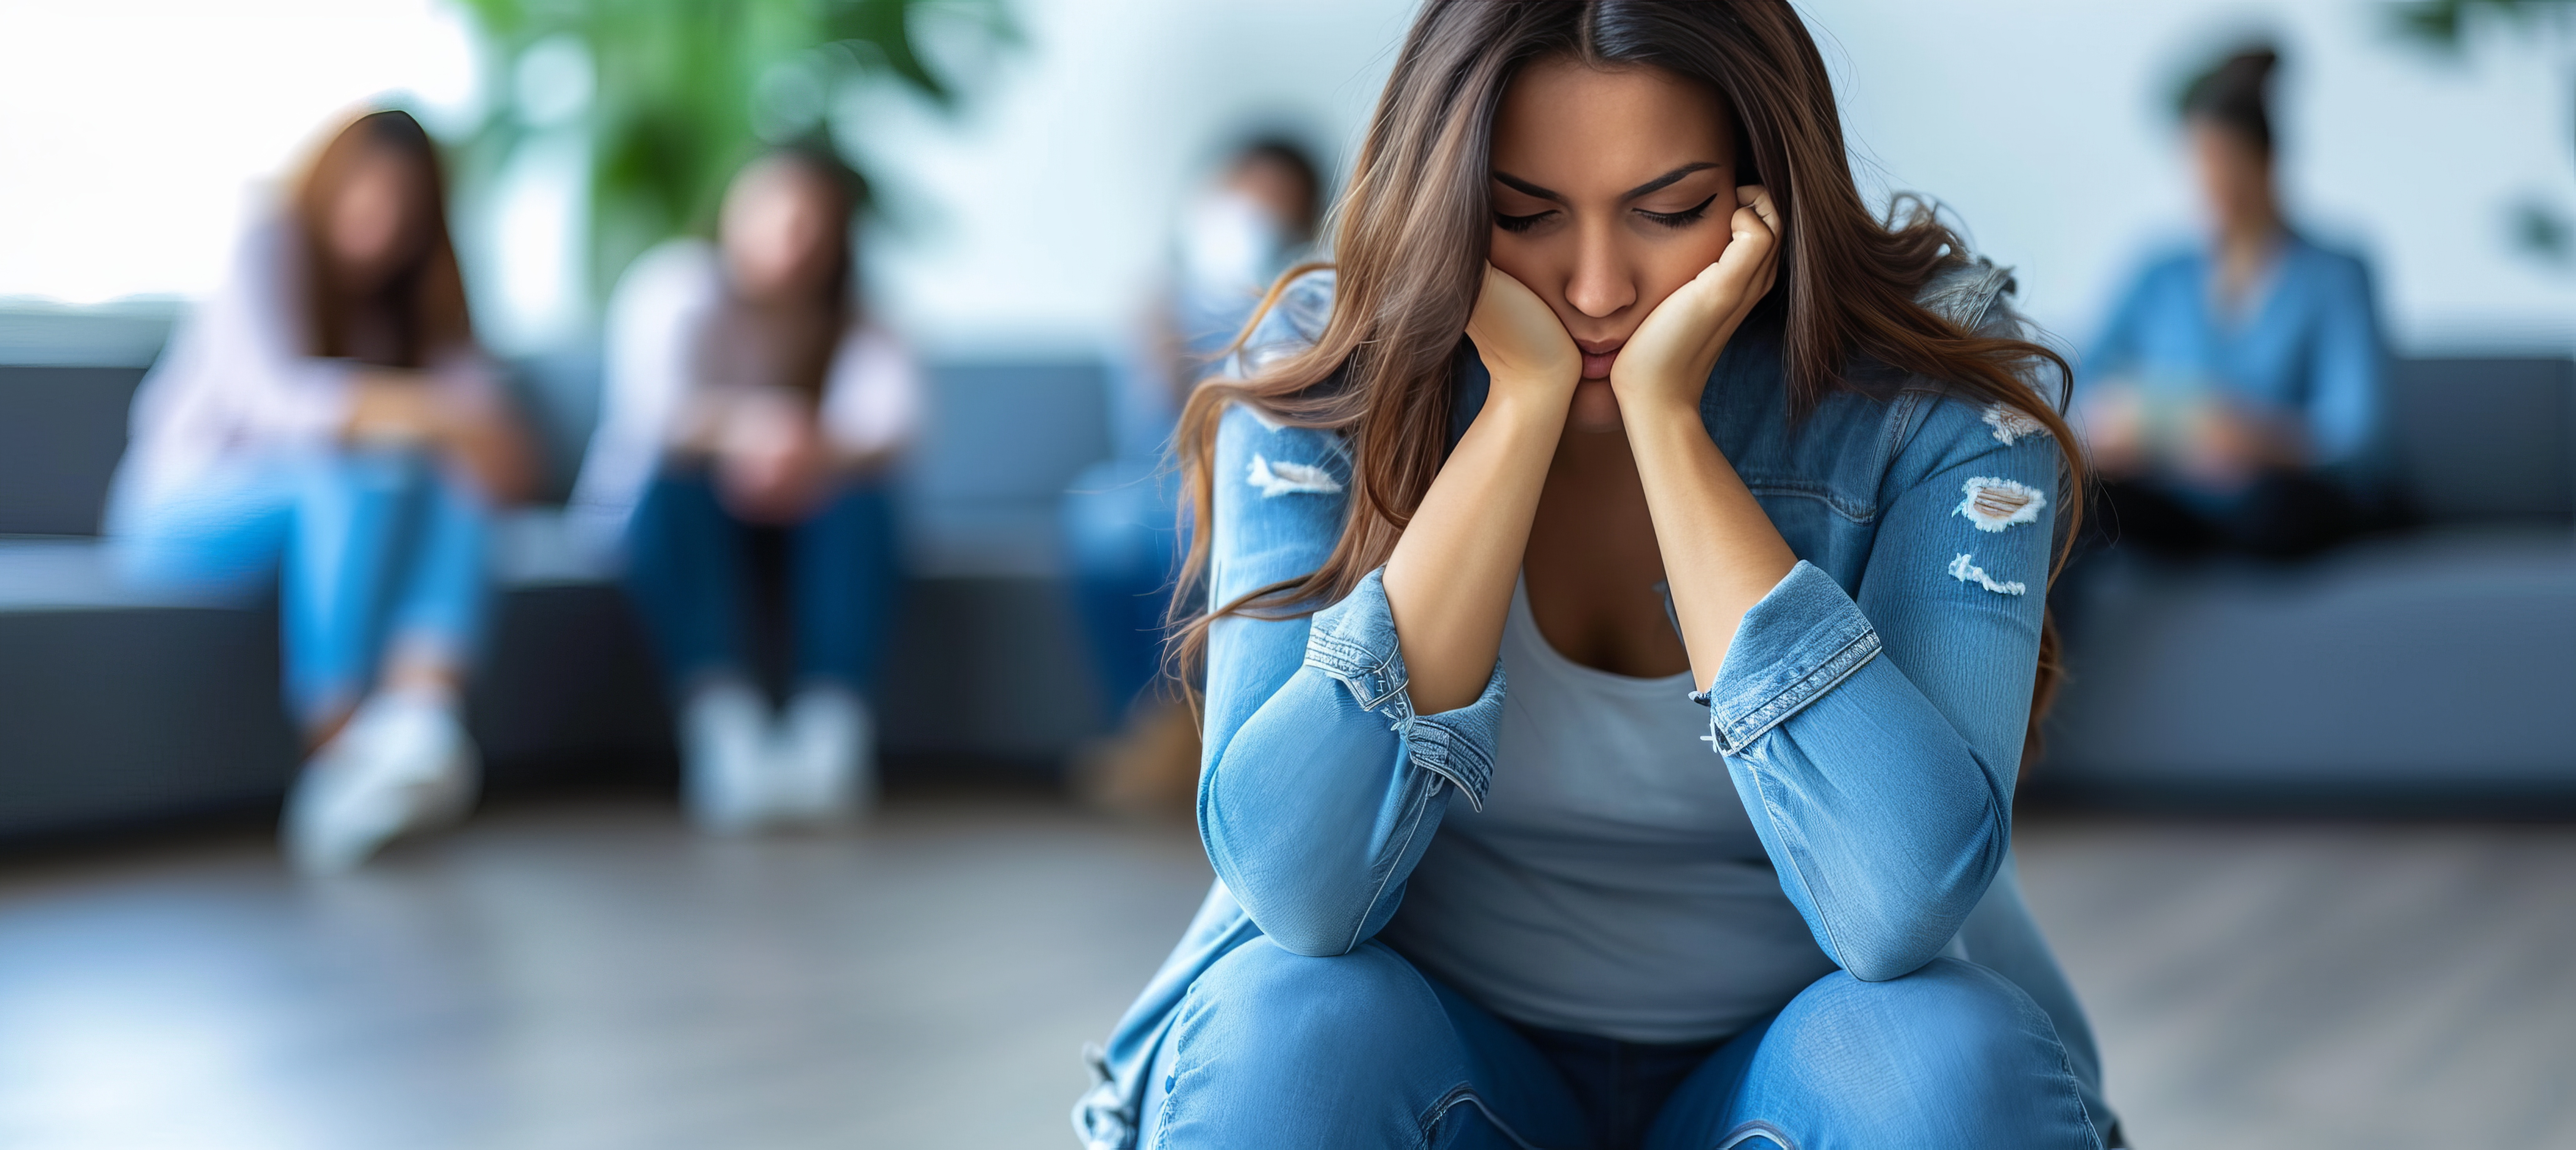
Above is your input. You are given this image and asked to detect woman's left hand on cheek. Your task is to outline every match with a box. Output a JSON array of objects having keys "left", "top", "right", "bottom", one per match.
[{"left": 1609, "top": 185, "right": 1781, "bottom": 412}]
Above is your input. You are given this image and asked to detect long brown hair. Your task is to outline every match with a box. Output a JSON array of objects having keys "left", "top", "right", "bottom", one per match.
[
  {"left": 699, "top": 147, "right": 866, "bottom": 404},
  {"left": 1173, "top": 0, "right": 2085, "bottom": 758},
  {"left": 291, "top": 109, "right": 472, "bottom": 367}
]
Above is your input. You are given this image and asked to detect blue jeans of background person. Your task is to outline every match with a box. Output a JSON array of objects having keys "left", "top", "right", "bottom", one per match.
[
  {"left": 623, "top": 469, "right": 900, "bottom": 695},
  {"left": 1134, "top": 940, "right": 2099, "bottom": 1150},
  {"left": 116, "top": 450, "right": 492, "bottom": 728},
  {"left": 1060, "top": 457, "right": 1185, "bottom": 721}
]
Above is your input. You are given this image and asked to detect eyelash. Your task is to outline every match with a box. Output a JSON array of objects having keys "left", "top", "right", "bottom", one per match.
[
  {"left": 1639, "top": 193, "right": 1720, "bottom": 229},
  {"left": 1492, "top": 192, "right": 1721, "bottom": 234}
]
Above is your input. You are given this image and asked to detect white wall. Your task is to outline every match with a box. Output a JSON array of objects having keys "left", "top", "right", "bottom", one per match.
[
  {"left": 865, "top": 0, "right": 2575, "bottom": 357},
  {"left": 0, "top": 0, "right": 478, "bottom": 306},
  {"left": 846, "top": 0, "right": 1420, "bottom": 356},
  {"left": 1, "top": 0, "right": 2565, "bottom": 359}
]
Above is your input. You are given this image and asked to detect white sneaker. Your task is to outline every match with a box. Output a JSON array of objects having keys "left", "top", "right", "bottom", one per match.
[
  {"left": 681, "top": 676, "right": 774, "bottom": 833},
  {"left": 284, "top": 692, "right": 480, "bottom": 874},
  {"left": 776, "top": 683, "right": 875, "bottom": 825}
]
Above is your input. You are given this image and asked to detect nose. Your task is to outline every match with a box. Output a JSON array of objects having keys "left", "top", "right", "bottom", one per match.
[{"left": 1562, "top": 221, "right": 1636, "bottom": 320}]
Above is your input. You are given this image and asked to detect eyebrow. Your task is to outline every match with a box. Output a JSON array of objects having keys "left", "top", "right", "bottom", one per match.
[{"left": 1491, "top": 162, "right": 1723, "bottom": 204}]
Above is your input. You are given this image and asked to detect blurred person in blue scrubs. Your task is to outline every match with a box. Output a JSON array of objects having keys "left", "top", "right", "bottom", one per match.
[
  {"left": 108, "top": 110, "right": 535, "bottom": 873},
  {"left": 571, "top": 149, "right": 920, "bottom": 834},
  {"left": 2082, "top": 46, "right": 2386, "bottom": 561},
  {"left": 1061, "top": 138, "right": 1322, "bottom": 814}
]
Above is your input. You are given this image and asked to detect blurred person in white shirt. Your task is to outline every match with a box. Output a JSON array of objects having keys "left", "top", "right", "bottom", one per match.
[
  {"left": 572, "top": 149, "right": 921, "bottom": 834},
  {"left": 108, "top": 109, "right": 535, "bottom": 874}
]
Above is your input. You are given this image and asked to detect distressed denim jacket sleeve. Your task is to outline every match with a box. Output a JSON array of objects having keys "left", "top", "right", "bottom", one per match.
[
  {"left": 1195, "top": 402, "right": 1506, "bottom": 958},
  {"left": 1697, "top": 394, "right": 2060, "bottom": 982}
]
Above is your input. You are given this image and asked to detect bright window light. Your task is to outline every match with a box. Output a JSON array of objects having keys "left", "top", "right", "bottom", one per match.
[{"left": 0, "top": 0, "right": 480, "bottom": 306}]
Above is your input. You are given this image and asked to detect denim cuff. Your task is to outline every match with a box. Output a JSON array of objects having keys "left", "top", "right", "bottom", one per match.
[
  {"left": 1303, "top": 568, "right": 1507, "bottom": 809},
  {"left": 1691, "top": 561, "right": 1882, "bottom": 755}
]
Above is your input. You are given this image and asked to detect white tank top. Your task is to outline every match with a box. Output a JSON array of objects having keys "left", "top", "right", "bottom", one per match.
[{"left": 1378, "top": 582, "right": 1837, "bottom": 1044}]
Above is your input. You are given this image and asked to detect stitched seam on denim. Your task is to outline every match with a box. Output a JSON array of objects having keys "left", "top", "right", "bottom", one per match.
[
  {"left": 1882, "top": 389, "right": 1927, "bottom": 490},
  {"left": 1716, "top": 1119, "right": 1798, "bottom": 1150},
  {"left": 1311, "top": 657, "right": 1410, "bottom": 717},
  {"left": 1706, "top": 601, "right": 1874, "bottom": 729},
  {"left": 1420, "top": 1085, "right": 1548, "bottom": 1150},
  {"left": 1712, "top": 629, "right": 1881, "bottom": 753},
  {"left": 1305, "top": 630, "right": 1396, "bottom": 684},
  {"left": 1738, "top": 478, "right": 1874, "bottom": 523},
  {"left": 1149, "top": 980, "right": 1216, "bottom": 1150},
  {"left": 2023, "top": 990, "right": 2111, "bottom": 1150},
  {"left": 1348, "top": 770, "right": 1436, "bottom": 954},
  {"left": 1750, "top": 749, "right": 1857, "bottom": 975},
  {"left": 1404, "top": 722, "right": 1489, "bottom": 812}
]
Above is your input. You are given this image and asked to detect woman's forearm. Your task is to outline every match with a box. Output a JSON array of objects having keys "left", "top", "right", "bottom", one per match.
[
  {"left": 344, "top": 372, "right": 440, "bottom": 441},
  {"left": 1382, "top": 387, "right": 1567, "bottom": 714},
  {"left": 1621, "top": 396, "right": 1797, "bottom": 689}
]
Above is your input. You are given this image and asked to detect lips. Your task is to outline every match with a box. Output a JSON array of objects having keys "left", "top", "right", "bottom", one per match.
[{"left": 1577, "top": 340, "right": 1623, "bottom": 381}]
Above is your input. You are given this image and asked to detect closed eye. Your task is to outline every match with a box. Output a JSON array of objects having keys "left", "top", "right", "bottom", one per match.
[
  {"left": 1638, "top": 192, "right": 1720, "bottom": 229},
  {"left": 1495, "top": 208, "right": 1556, "bottom": 234}
]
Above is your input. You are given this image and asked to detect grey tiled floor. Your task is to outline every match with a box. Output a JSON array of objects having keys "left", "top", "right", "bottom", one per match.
[
  {"left": 2015, "top": 818, "right": 2576, "bottom": 1150},
  {"left": 0, "top": 798, "right": 2568, "bottom": 1149}
]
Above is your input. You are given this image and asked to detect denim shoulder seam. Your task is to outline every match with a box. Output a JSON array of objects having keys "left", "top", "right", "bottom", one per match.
[{"left": 1738, "top": 477, "right": 1876, "bottom": 524}]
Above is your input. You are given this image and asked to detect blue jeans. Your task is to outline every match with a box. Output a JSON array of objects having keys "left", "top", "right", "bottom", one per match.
[
  {"left": 1134, "top": 940, "right": 2099, "bottom": 1150},
  {"left": 1060, "top": 456, "right": 1186, "bottom": 720},
  {"left": 117, "top": 450, "right": 492, "bottom": 726},
  {"left": 623, "top": 469, "right": 900, "bottom": 694}
]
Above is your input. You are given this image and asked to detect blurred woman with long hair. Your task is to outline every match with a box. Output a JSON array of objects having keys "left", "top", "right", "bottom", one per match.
[
  {"left": 1075, "top": 3, "right": 2118, "bottom": 1148},
  {"left": 110, "top": 109, "right": 532, "bottom": 873},
  {"left": 573, "top": 148, "right": 919, "bottom": 833}
]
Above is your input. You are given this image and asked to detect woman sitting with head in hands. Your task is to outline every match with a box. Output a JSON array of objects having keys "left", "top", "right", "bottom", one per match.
[
  {"left": 111, "top": 109, "right": 532, "bottom": 875},
  {"left": 1075, "top": 2, "right": 2120, "bottom": 1148}
]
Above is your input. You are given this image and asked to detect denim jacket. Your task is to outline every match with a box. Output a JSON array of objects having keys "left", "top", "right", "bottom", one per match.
[{"left": 1074, "top": 264, "right": 2117, "bottom": 1148}]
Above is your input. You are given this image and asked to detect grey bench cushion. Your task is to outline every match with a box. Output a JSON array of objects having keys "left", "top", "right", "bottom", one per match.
[
  {"left": 0, "top": 365, "right": 143, "bottom": 536},
  {"left": 2386, "top": 358, "right": 2574, "bottom": 524},
  {"left": 2046, "top": 528, "right": 2576, "bottom": 792}
]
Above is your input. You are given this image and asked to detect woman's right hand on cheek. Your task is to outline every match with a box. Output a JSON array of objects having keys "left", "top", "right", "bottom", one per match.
[{"left": 1464, "top": 263, "right": 1580, "bottom": 409}]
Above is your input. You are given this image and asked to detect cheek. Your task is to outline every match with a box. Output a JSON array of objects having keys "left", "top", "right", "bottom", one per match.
[
  {"left": 1636, "top": 232, "right": 1733, "bottom": 313},
  {"left": 1487, "top": 229, "right": 1552, "bottom": 291},
  {"left": 1488, "top": 228, "right": 1598, "bottom": 332}
]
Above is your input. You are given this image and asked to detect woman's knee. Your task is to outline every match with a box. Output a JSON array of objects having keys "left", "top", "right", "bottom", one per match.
[
  {"left": 1178, "top": 938, "right": 1445, "bottom": 1067},
  {"left": 1152, "top": 940, "right": 1473, "bottom": 1148},
  {"left": 1764, "top": 959, "right": 2095, "bottom": 1145}
]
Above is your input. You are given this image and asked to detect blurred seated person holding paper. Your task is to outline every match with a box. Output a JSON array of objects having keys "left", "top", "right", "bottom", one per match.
[
  {"left": 572, "top": 148, "right": 919, "bottom": 834},
  {"left": 108, "top": 109, "right": 534, "bottom": 873},
  {"left": 1061, "top": 137, "right": 1322, "bottom": 814},
  {"left": 2083, "top": 46, "right": 2385, "bottom": 560}
]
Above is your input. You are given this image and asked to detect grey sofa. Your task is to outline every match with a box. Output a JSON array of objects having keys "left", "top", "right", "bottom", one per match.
[{"left": 4, "top": 341, "right": 2570, "bottom": 840}]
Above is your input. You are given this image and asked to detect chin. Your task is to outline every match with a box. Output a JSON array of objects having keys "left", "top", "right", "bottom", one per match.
[{"left": 1568, "top": 378, "right": 1624, "bottom": 433}]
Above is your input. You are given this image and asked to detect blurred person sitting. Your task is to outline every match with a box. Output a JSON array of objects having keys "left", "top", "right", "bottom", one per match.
[
  {"left": 572, "top": 149, "right": 920, "bottom": 834},
  {"left": 2081, "top": 45, "right": 2385, "bottom": 561},
  {"left": 107, "top": 109, "right": 534, "bottom": 874},
  {"left": 1061, "top": 138, "right": 1322, "bottom": 816}
]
